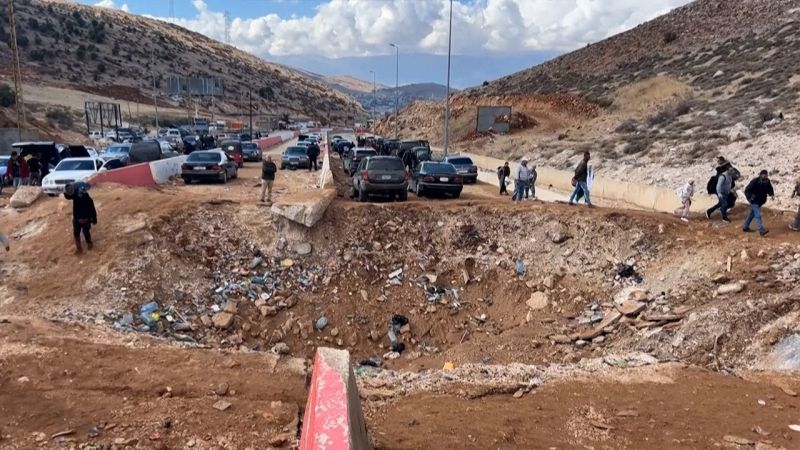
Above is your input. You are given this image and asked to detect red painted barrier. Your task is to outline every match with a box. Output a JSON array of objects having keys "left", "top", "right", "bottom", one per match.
[
  {"left": 90, "top": 162, "right": 155, "bottom": 187},
  {"left": 299, "top": 348, "right": 370, "bottom": 450},
  {"left": 256, "top": 136, "right": 283, "bottom": 150}
]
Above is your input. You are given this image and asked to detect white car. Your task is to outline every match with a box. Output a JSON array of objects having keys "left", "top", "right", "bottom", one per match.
[
  {"left": 42, "top": 157, "right": 105, "bottom": 195},
  {"left": 89, "top": 131, "right": 103, "bottom": 140}
]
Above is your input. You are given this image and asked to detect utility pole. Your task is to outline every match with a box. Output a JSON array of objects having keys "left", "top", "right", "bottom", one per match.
[
  {"left": 152, "top": 72, "right": 159, "bottom": 131},
  {"left": 248, "top": 88, "right": 253, "bottom": 137},
  {"left": 7, "top": 0, "right": 25, "bottom": 140},
  {"left": 389, "top": 43, "right": 399, "bottom": 140},
  {"left": 443, "top": 0, "right": 453, "bottom": 156},
  {"left": 369, "top": 70, "right": 376, "bottom": 124}
]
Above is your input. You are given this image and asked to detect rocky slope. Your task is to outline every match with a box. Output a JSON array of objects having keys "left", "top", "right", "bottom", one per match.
[{"left": 0, "top": 0, "right": 364, "bottom": 126}]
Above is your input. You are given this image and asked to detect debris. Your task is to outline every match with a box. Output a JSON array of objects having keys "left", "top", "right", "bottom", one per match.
[
  {"left": 293, "top": 242, "right": 313, "bottom": 256},
  {"left": 616, "top": 300, "right": 646, "bottom": 316},
  {"left": 214, "top": 383, "right": 229, "bottom": 396},
  {"left": 616, "top": 410, "right": 639, "bottom": 417},
  {"left": 443, "top": 361, "right": 455, "bottom": 371},
  {"left": 212, "top": 400, "right": 232, "bottom": 411},
  {"left": 526, "top": 292, "right": 549, "bottom": 310},
  {"left": 315, "top": 316, "right": 328, "bottom": 331},
  {"left": 614, "top": 287, "right": 648, "bottom": 304},
  {"left": 139, "top": 301, "right": 160, "bottom": 327},
  {"left": 388, "top": 268, "right": 403, "bottom": 280},
  {"left": 271, "top": 342, "right": 290, "bottom": 355},
  {"left": 387, "top": 314, "right": 409, "bottom": 353},
  {"left": 717, "top": 282, "right": 744, "bottom": 295},
  {"left": 515, "top": 260, "right": 526, "bottom": 275},
  {"left": 360, "top": 290, "right": 369, "bottom": 302},
  {"left": 17, "top": 376, "right": 30, "bottom": 384},
  {"left": 712, "top": 273, "right": 730, "bottom": 284},
  {"left": 779, "top": 385, "right": 797, "bottom": 397},
  {"left": 383, "top": 351, "right": 401, "bottom": 360},
  {"left": 50, "top": 430, "right": 75, "bottom": 440},
  {"left": 723, "top": 435, "right": 754, "bottom": 445},
  {"left": 211, "top": 311, "right": 235, "bottom": 329},
  {"left": 513, "top": 389, "right": 525, "bottom": 399},
  {"left": 359, "top": 357, "right": 382, "bottom": 368},
  {"left": 281, "top": 258, "right": 294, "bottom": 268},
  {"left": 249, "top": 257, "right": 263, "bottom": 269},
  {"left": 590, "top": 420, "right": 615, "bottom": 431}
]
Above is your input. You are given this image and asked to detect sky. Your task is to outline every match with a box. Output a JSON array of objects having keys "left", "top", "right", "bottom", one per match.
[{"left": 81, "top": 0, "right": 692, "bottom": 88}]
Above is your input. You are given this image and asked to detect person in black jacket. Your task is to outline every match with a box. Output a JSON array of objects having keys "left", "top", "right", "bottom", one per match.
[
  {"left": 64, "top": 182, "right": 97, "bottom": 253},
  {"left": 260, "top": 155, "right": 278, "bottom": 203},
  {"left": 743, "top": 170, "right": 774, "bottom": 236},
  {"left": 306, "top": 142, "right": 320, "bottom": 171},
  {"left": 790, "top": 179, "right": 800, "bottom": 231},
  {"left": 568, "top": 151, "right": 592, "bottom": 207}
]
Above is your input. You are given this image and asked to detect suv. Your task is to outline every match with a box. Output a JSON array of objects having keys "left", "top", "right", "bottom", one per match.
[
  {"left": 351, "top": 156, "right": 408, "bottom": 202},
  {"left": 130, "top": 140, "right": 178, "bottom": 163},
  {"left": 344, "top": 148, "right": 377, "bottom": 175},
  {"left": 443, "top": 155, "right": 478, "bottom": 184}
]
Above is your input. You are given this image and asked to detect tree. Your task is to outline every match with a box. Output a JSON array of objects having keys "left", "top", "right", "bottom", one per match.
[{"left": 0, "top": 84, "right": 16, "bottom": 108}]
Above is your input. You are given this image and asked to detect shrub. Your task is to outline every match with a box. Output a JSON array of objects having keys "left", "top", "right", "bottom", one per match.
[
  {"left": 624, "top": 139, "right": 651, "bottom": 155},
  {"left": 97, "top": 63, "right": 106, "bottom": 74},
  {"left": 29, "top": 49, "right": 46, "bottom": 61},
  {"left": 76, "top": 45, "right": 86, "bottom": 60},
  {"left": 673, "top": 100, "right": 692, "bottom": 116},
  {"left": 16, "top": 34, "right": 29, "bottom": 48},
  {"left": 663, "top": 31, "right": 678, "bottom": 44},
  {"left": 615, "top": 119, "right": 638, "bottom": 133},
  {"left": 0, "top": 84, "right": 16, "bottom": 108},
  {"left": 647, "top": 109, "right": 673, "bottom": 127},
  {"left": 46, "top": 108, "right": 74, "bottom": 129},
  {"left": 759, "top": 110, "right": 776, "bottom": 123}
]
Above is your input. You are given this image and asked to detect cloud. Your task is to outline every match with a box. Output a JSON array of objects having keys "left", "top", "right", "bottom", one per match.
[
  {"left": 150, "top": 0, "right": 691, "bottom": 58},
  {"left": 95, "top": 0, "right": 128, "bottom": 12}
]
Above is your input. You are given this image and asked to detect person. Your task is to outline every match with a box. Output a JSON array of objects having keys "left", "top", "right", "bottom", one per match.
[
  {"left": 675, "top": 180, "right": 694, "bottom": 222},
  {"left": 260, "top": 155, "right": 278, "bottom": 203},
  {"left": 742, "top": 170, "right": 774, "bottom": 236},
  {"left": 497, "top": 162, "right": 510, "bottom": 195},
  {"left": 707, "top": 167, "right": 734, "bottom": 222},
  {"left": 64, "top": 182, "right": 97, "bottom": 254},
  {"left": 6, "top": 151, "right": 29, "bottom": 191},
  {"left": 27, "top": 154, "right": 42, "bottom": 186},
  {"left": 568, "top": 151, "right": 592, "bottom": 207},
  {"left": 790, "top": 179, "right": 800, "bottom": 231},
  {"left": 512, "top": 159, "right": 531, "bottom": 202},
  {"left": 307, "top": 142, "right": 320, "bottom": 171},
  {"left": 0, "top": 232, "right": 9, "bottom": 252},
  {"left": 528, "top": 164, "right": 538, "bottom": 199}
]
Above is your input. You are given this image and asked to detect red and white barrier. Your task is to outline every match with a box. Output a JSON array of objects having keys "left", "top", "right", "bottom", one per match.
[{"left": 299, "top": 348, "right": 370, "bottom": 450}]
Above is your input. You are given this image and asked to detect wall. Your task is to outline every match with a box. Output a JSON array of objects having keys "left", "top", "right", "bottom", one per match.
[
  {"left": 0, "top": 129, "right": 41, "bottom": 153},
  {"left": 149, "top": 155, "right": 188, "bottom": 184},
  {"left": 90, "top": 162, "right": 155, "bottom": 187}
]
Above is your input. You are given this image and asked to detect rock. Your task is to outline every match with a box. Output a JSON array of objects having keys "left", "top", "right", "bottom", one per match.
[
  {"left": 388, "top": 269, "right": 403, "bottom": 279},
  {"left": 223, "top": 300, "right": 238, "bottom": 314},
  {"left": 549, "top": 334, "right": 572, "bottom": 344},
  {"left": 513, "top": 389, "right": 525, "bottom": 399},
  {"left": 369, "top": 330, "right": 380, "bottom": 341},
  {"left": 526, "top": 292, "right": 549, "bottom": 310},
  {"left": 592, "top": 336, "right": 606, "bottom": 344},
  {"left": 614, "top": 287, "right": 648, "bottom": 304},
  {"left": 543, "top": 275, "right": 555, "bottom": 289},
  {"left": 616, "top": 300, "right": 646, "bottom": 316},
  {"left": 249, "top": 257, "right": 263, "bottom": 269},
  {"left": 496, "top": 246, "right": 505, "bottom": 254},
  {"left": 260, "top": 306, "right": 278, "bottom": 317},
  {"left": 462, "top": 268, "right": 470, "bottom": 285},
  {"left": 17, "top": 376, "right": 30, "bottom": 384},
  {"left": 550, "top": 231, "right": 570, "bottom": 244},
  {"left": 741, "top": 249, "right": 750, "bottom": 262},
  {"left": 779, "top": 386, "right": 797, "bottom": 397},
  {"left": 727, "top": 122, "right": 752, "bottom": 142},
  {"left": 9, "top": 186, "right": 42, "bottom": 208},
  {"left": 360, "top": 290, "right": 369, "bottom": 302},
  {"left": 214, "top": 383, "right": 229, "bottom": 396},
  {"left": 268, "top": 434, "right": 293, "bottom": 447},
  {"left": 293, "top": 242, "right": 312, "bottom": 256},
  {"left": 315, "top": 316, "right": 328, "bottom": 330},
  {"left": 723, "top": 435, "right": 754, "bottom": 445},
  {"left": 271, "top": 342, "right": 290, "bottom": 355},
  {"left": 717, "top": 282, "right": 744, "bottom": 295},
  {"left": 212, "top": 400, "right": 232, "bottom": 411},
  {"left": 399, "top": 324, "right": 411, "bottom": 334},
  {"left": 789, "top": 424, "right": 800, "bottom": 432},
  {"left": 713, "top": 69, "right": 724, "bottom": 78},
  {"left": 343, "top": 251, "right": 353, "bottom": 262},
  {"left": 330, "top": 327, "right": 339, "bottom": 337},
  {"left": 212, "top": 312, "right": 235, "bottom": 329},
  {"left": 712, "top": 273, "right": 730, "bottom": 284}
]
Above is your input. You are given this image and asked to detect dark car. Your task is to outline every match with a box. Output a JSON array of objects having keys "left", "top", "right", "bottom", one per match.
[
  {"left": 408, "top": 161, "right": 463, "bottom": 198},
  {"left": 102, "top": 159, "right": 126, "bottom": 171},
  {"left": 344, "top": 148, "right": 377, "bottom": 175},
  {"left": 280, "top": 146, "right": 310, "bottom": 170},
  {"left": 242, "top": 142, "right": 262, "bottom": 162},
  {"left": 129, "top": 140, "right": 165, "bottom": 163},
  {"left": 182, "top": 136, "right": 200, "bottom": 154},
  {"left": 100, "top": 143, "right": 132, "bottom": 165},
  {"left": 398, "top": 139, "right": 430, "bottom": 156},
  {"left": 180, "top": 150, "right": 238, "bottom": 184},
  {"left": 351, "top": 156, "right": 408, "bottom": 202},
  {"left": 239, "top": 133, "right": 252, "bottom": 142},
  {"left": 220, "top": 140, "right": 244, "bottom": 168},
  {"left": 443, "top": 155, "right": 478, "bottom": 183}
]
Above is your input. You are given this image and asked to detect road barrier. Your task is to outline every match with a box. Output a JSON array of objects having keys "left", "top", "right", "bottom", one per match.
[{"left": 299, "top": 348, "right": 370, "bottom": 450}]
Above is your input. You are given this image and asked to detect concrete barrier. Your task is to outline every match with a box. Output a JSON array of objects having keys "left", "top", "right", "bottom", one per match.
[
  {"left": 149, "top": 155, "right": 187, "bottom": 184},
  {"left": 91, "top": 162, "right": 155, "bottom": 187},
  {"left": 299, "top": 348, "right": 370, "bottom": 450}
]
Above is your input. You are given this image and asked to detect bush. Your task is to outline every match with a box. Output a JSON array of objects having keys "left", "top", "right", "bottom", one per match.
[
  {"left": 647, "top": 109, "right": 674, "bottom": 127},
  {"left": 673, "top": 100, "right": 692, "bottom": 117},
  {"left": 16, "top": 34, "right": 29, "bottom": 48},
  {"left": 663, "top": 31, "right": 678, "bottom": 44},
  {"left": 46, "top": 108, "right": 74, "bottom": 129},
  {"left": 624, "top": 139, "right": 651, "bottom": 155},
  {"left": 759, "top": 110, "right": 776, "bottom": 123},
  {"left": 615, "top": 119, "right": 638, "bottom": 133},
  {"left": 76, "top": 45, "right": 86, "bottom": 60},
  {"left": 97, "top": 63, "right": 106, "bottom": 74},
  {"left": 0, "top": 84, "right": 16, "bottom": 108},
  {"left": 29, "top": 49, "right": 46, "bottom": 61}
]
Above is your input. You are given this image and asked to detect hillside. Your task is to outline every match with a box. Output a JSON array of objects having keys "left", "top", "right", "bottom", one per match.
[
  {"left": 376, "top": 0, "right": 800, "bottom": 203},
  {"left": 324, "top": 75, "right": 388, "bottom": 94},
  {"left": 0, "top": 0, "right": 364, "bottom": 136}
]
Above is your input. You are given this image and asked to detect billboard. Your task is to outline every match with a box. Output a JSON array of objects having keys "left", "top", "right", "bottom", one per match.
[
  {"left": 476, "top": 106, "right": 511, "bottom": 133},
  {"left": 166, "top": 76, "right": 224, "bottom": 96}
]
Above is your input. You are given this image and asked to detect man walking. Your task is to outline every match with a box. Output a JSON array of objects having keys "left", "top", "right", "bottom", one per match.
[
  {"left": 512, "top": 159, "right": 531, "bottom": 202},
  {"left": 676, "top": 180, "right": 694, "bottom": 222},
  {"left": 528, "top": 164, "right": 538, "bottom": 200},
  {"left": 307, "top": 142, "right": 320, "bottom": 171},
  {"left": 568, "top": 151, "right": 592, "bottom": 207},
  {"left": 64, "top": 182, "right": 97, "bottom": 254},
  {"left": 742, "top": 170, "right": 774, "bottom": 237},
  {"left": 790, "top": 179, "right": 800, "bottom": 231},
  {"left": 5, "top": 151, "right": 29, "bottom": 191},
  {"left": 497, "top": 162, "right": 510, "bottom": 195},
  {"left": 707, "top": 167, "right": 734, "bottom": 222},
  {"left": 260, "top": 155, "right": 278, "bottom": 203}
]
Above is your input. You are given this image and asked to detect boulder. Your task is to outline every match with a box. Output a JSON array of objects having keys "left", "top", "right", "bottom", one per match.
[
  {"left": 526, "top": 292, "right": 549, "bottom": 310},
  {"left": 9, "top": 186, "right": 43, "bottom": 208},
  {"left": 212, "top": 312, "right": 235, "bottom": 329},
  {"left": 717, "top": 282, "right": 744, "bottom": 295},
  {"left": 727, "top": 122, "right": 751, "bottom": 142},
  {"left": 293, "top": 242, "right": 312, "bottom": 256}
]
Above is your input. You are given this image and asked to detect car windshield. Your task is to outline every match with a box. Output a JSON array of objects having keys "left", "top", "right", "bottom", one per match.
[
  {"left": 107, "top": 146, "right": 130, "bottom": 154},
  {"left": 187, "top": 153, "right": 221, "bottom": 163},
  {"left": 56, "top": 160, "right": 95, "bottom": 171},
  {"left": 448, "top": 157, "right": 474, "bottom": 165},
  {"left": 369, "top": 158, "right": 404, "bottom": 170},
  {"left": 243, "top": 143, "right": 259, "bottom": 150},
  {"left": 356, "top": 150, "right": 377, "bottom": 157},
  {"left": 286, "top": 147, "right": 306, "bottom": 155},
  {"left": 423, "top": 163, "right": 456, "bottom": 174}
]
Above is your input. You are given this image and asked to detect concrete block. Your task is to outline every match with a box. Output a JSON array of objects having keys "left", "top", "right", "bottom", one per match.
[
  {"left": 9, "top": 186, "right": 43, "bottom": 208},
  {"left": 271, "top": 189, "right": 336, "bottom": 228}
]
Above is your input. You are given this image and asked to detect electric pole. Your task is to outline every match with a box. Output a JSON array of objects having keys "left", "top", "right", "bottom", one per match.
[
  {"left": 248, "top": 88, "right": 253, "bottom": 137},
  {"left": 7, "top": 0, "right": 25, "bottom": 140}
]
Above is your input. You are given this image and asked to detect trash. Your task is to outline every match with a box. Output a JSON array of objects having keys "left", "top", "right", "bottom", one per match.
[
  {"left": 251, "top": 276, "right": 266, "bottom": 285},
  {"left": 388, "top": 314, "right": 409, "bottom": 353},
  {"left": 789, "top": 424, "right": 800, "bottom": 432},
  {"left": 281, "top": 259, "right": 294, "bottom": 268},
  {"left": 443, "top": 361, "right": 455, "bottom": 371},
  {"left": 271, "top": 342, "right": 290, "bottom": 355},
  {"left": 315, "top": 316, "right": 328, "bottom": 331},
  {"left": 616, "top": 264, "right": 642, "bottom": 283},
  {"left": 515, "top": 260, "right": 526, "bottom": 275},
  {"left": 249, "top": 257, "right": 263, "bottom": 269},
  {"left": 388, "top": 268, "right": 403, "bottom": 279},
  {"left": 139, "top": 301, "right": 160, "bottom": 327},
  {"left": 359, "top": 357, "right": 382, "bottom": 368},
  {"left": 717, "top": 282, "right": 744, "bottom": 295},
  {"left": 383, "top": 351, "right": 401, "bottom": 360}
]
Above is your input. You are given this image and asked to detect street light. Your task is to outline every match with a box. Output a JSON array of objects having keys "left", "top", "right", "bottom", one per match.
[
  {"left": 369, "top": 69, "right": 376, "bottom": 124},
  {"left": 389, "top": 43, "right": 399, "bottom": 140},
  {"left": 443, "top": 0, "right": 453, "bottom": 156}
]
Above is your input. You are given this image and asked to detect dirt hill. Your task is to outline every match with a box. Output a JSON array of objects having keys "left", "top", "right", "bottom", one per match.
[
  {"left": 0, "top": 0, "right": 364, "bottom": 131},
  {"left": 376, "top": 0, "right": 800, "bottom": 199}
]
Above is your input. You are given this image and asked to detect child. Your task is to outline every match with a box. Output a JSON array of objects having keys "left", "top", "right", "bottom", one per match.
[
  {"left": 676, "top": 180, "right": 694, "bottom": 222},
  {"left": 64, "top": 182, "right": 97, "bottom": 254}
]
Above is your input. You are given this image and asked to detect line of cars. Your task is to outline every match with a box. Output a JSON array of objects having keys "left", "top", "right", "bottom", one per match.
[{"left": 279, "top": 133, "right": 320, "bottom": 170}]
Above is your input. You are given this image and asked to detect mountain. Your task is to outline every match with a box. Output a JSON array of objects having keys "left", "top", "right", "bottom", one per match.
[
  {"left": 0, "top": 0, "right": 364, "bottom": 133},
  {"left": 324, "top": 75, "right": 388, "bottom": 94}
]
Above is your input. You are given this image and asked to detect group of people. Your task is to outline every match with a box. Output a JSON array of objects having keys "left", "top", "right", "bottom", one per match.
[
  {"left": 497, "top": 151, "right": 593, "bottom": 206},
  {"left": 2, "top": 151, "right": 45, "bottom": 195}
]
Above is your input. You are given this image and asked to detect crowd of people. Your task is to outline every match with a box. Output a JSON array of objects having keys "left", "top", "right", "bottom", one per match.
[{"left": 2, "top": 151, "right": 45, "bottom": 195}]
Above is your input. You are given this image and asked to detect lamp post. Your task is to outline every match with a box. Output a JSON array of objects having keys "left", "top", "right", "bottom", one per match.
[
  {"left": 389, "top": 43, "right": 399, "bottom": 140},
  {"left": 443, "top": 0, "right": 453, "bottom": 156},
  {"left": 369, "top": 69, "right": 376, "bottom": 124}
]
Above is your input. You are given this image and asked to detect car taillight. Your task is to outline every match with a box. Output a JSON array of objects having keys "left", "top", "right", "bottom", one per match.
[
  {"left": 211, "top": 164, "right": 221, "bottom": 171},
  {"left": 181, "top": 164, "right": 189, "bottom": 171},
  {"left": 454, "top": 176, "right": 463, "bottom": 184},
  {"left": 423, "top": 176, "right": 434, "bottom": 182},
  {"left": 470, "top": 167, "right": 477, "bottom": 173},
  {"left": 361, "top": 171, "right": 369, "bottom": 181}
]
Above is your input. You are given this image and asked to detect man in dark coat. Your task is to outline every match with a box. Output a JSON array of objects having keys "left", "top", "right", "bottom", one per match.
[
  {"left": 260, "top": 155, "right": 278, "bottom": 203},
  {"left": 64, "top": 182, "right": 97, "bottom": 254},
  {"left": 497, "top": 162, "right": 511, "bottom": 195},
  {"left": 568, "top": 151, "right": 592, "bottom": 207},
  {"left": 742, "top": 170, "right": 774, "bottom": 236},
  {"left": 306, "top": 142, "right": 320, "bottom": 171},
  {"left": 791, "top": 179, "right": 800, "bottom": 232}
]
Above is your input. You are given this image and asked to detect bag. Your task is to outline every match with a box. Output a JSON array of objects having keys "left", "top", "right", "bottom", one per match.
[
  {"left": 571, "top": 178, "right": 577, "bottom": 187},
  {"left": 707, "top": 175, "right": 718, "bottom": 195},
  {"left": 78, "top": 218, "right": 89, "bottom": 225}
]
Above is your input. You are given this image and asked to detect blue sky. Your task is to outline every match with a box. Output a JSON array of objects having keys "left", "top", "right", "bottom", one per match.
[{"left": 80, "top": 0, "right": 690, "bottom": 88}]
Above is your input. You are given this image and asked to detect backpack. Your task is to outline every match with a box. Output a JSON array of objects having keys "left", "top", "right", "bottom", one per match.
[{"left": 707, "top": 175, "right": 719, "bottom": 195}]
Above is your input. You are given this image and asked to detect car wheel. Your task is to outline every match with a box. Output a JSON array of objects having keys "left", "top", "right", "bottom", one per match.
[
  {"left": 415, "top": 183, "right": 424, "bottom": 197},
  {"left": 350, "top": 186, "right": 357, "bottom": 200},
  {"left": 221, "top": 172, "right": 228, "bottom": 184},
  {"left": 232, "top": 168, "right": 238, "bottom": 179},
  {"left": 358, "top": 186, "right": 368, "bottom": 202},
  {"left": 398, "top": 190, "right": 408, "bottom": 202},
  {"left": 280, "top": 164, "right": 285, "bottom": 170},
  {"left": 183, "top": 178, "right": 192, "bottom": 185}
]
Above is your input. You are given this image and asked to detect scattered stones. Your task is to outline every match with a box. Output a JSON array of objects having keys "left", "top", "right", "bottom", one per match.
[
  {"left": 616, "top": 300, "right": 646, "bottom": 316},
  {"left": 717, "top": 282, "right": 744, "bottom": 295},
  {"left": 214, "top": 383, "right": 229, "bottom": 396},
  {"left": 211, "top": 311, "right": 235, "bottom": 329},
  {"left": 526, "top": 292, "right": 549, "bottom": 310},
  {"left": 293, "top": 242, "right": 313, "bottom": 256},
  {"left": 212, "top": 400, "right": 232, "bottom": 411},
  {"left": 271, "top": 342, "right": 290, "bottom": 355}
]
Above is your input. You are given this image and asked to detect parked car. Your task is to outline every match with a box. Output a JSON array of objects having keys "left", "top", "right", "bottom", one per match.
[
  {"left": 344, "top": 148, "right": 377, "bottom": 175},
  {"left": 42, "top": 157, "right": 105, "bottom": 195},
  {"left": 0, "top": 155, "right": 8, "bottom": 186},
  {"left": 88, "top": 131, "right": 103, "bottom": 140},
  {"left": 181, "top": 150, "right": 238, "bottom": 184},
  {"left": 157, "top": 140, "right": 181, "bottom": 159},
  {"left": 239, "top": 133, "right": 252, "bottom": 142},
  {"left": 100, "top": 143, "right": 132, "bottom": 165},
  {"left": 182, "top": 136, "right": 199, "bottom": 154},
  {"left": 220, "top": 140, "right": 244, "bottom": 168},
  {"left": 408, "top": 161, "right": 463, "bottom": 198},
  {"left": 397, "top": 139, "right": 430, "bottom": 157},
  {"left": 443, "top": 155, "right": 478, "bottom": 183},
  {"left": 280, "top": 146, "right": 310, "bottom": 170},
  {"left": 241, "top": 142, "right": 262, "bottom": 162},
  {"left": 351, "top": 156, "right": 408, "bottom": 202},
  {"left": 102, "top": 159, "right": 126, "bottom": 171},
  {"left": 129, "top": 140, "right": 178, "bottom": 164}
]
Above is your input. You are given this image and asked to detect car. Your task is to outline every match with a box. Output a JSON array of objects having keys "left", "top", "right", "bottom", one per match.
[
  {"left": 351, "top": 156, "right": 408, "bottom": 202},
  {"left": 344, "top": 148, "right": 378, "bottom": 175},
  {"left": 398, "top": 139, "right": 430, "bottom": 157},
  {"left": 180, "top": 150, "right": 238, "bottom": 184},
  {"left": 280, "top": 146, "right": 310, "bottom": 170},
  {"left": 100, "top": 143, "right": 132, "bottom": 165},
  {"left": 41, "top": 157, "right": 105, "bottom": 195},
  {"left": 129, "top": 140, "right": 178, "bottom": 164},
  {"left": 442, "top": 155, "right": 478, "bottom": 183},
  {"left": 239, "top": 133, "right": 252, "bottom": 142},
  {"left": 242, "top": 142, "right": 262, "bottom": 162},
  {"left": 408, "top": 161, "right": 463, "bottom": 198},
  {"left": 88, "top": 131, "right": 103, "bottom": 140},
  {"left": 157, "top": 140, "right": 181, "bottom": 159},
  {"left": 220, "top": 140, "right": 244, "bottom": 168},
  {"left": 0, "top": 155, "right": 8, "bottom": 186}
]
